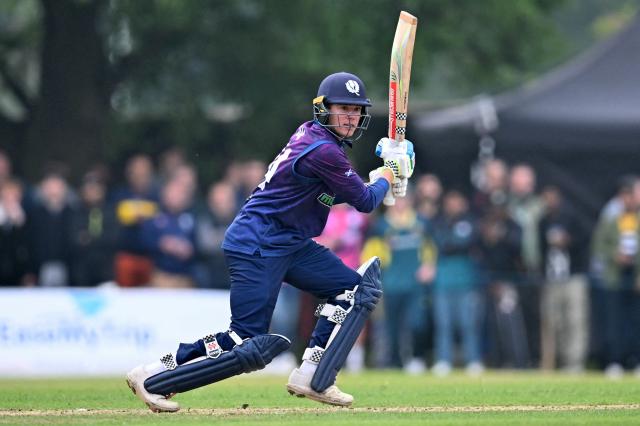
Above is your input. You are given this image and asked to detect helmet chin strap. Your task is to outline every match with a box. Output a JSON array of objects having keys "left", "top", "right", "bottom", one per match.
[
  {"left": 322, "top": 117, "right": 365, "bottom": 145},
  {"left": 323, "top": 125, "right": 355, "bottom": 147}
]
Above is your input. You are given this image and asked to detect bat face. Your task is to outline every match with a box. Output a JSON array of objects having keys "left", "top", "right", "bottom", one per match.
[{"left": 388, "top": 11, "right": 417, "bottom": 143}]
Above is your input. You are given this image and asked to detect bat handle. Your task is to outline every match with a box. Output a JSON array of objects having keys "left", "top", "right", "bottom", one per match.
[{"left": 383, "top": 186, "right": 396, "bottom": 206}]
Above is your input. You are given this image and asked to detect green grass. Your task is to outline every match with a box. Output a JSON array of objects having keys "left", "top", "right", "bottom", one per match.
[{"left": 1, "top": 370, "right": 640, "bottom": 425}]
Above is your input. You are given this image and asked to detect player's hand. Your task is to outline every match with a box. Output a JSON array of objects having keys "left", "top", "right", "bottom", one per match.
[
  {"left": 375, "top": 138, "right": 415, "bottom": 159},
  {"left": 392, "top": 177, "right": 408, "bottom": 198},
  {"left": 376, "top": 138, "right": 415, "bottom": 178},
  {"left": 384, "top": 155, "right": 414, "bottom": 179},
  {"left": 376, "top": 137, "right": 411, "bottom": 158},
  {"left": 406, "top": 144, "right": 415, "bottom": 178},
  {"left": 369, "top": 166, "right": 394, "bottom": 185}
]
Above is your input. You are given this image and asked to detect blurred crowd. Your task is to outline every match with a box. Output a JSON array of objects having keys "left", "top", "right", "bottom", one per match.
[
  {"left": 0, "top": 147, "right": 270, "bottom": 291},
  {"left": 1, "top": 147, "right": 640, "bottom": 378}
]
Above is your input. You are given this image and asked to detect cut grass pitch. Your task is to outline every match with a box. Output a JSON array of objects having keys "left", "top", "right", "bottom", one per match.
[{"left": 1, "top": 370, "right": 639, "bottom": 425}]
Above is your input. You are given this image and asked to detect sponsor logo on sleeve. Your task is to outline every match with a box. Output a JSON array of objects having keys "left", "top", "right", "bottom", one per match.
[{"left": 317, "top": 192, "right": 335, "bottom": 207}]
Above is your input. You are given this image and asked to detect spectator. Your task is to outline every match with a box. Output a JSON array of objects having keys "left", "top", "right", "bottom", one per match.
[
  {"left": 508, "top": 164, "right": 545, "bottom": 274},
  {"left": 415, "top": 174, "right": 442, "bottom": 221},
  {"left": 538, "top": 186, "right": 589, "bottom": 372},
  {"left": 27, "top": 173, "right": 74, "bottom": 286},
  {"left": 478, "top": 201, "right": 529, "bottom": 368},
  {"left": 591, "top": 177, "right": 640, "bottom": 378},
  {"left": 507, "top": 163, "right": 545, "bottom": 365},
  {"left": 194, "top": 181, "right": 238, "bottom": 289},
  {"left": 158, "top": 146, "right": 187, "bottom": 186},
  {"left": 170, "top": 163, "right": 199, "bottom": 202},
  {"left": 223, "top": 161, "right": 247, "bottom": 207},
  {"left": 0, "top": 179, "right": 33, "bottom": 286},
  {"left": 598, "top": 175, "right": 640, "bottom": 222},
  {"left": 112, "top": 154, "right": 159, "bottom": 286},
  {"left": 362, "top": 193, "right": 434, "bottom": 373},
  {"left": 315, "top": 203, "right": 369, "bottom": 271},
  {"left": 472, "top": 158, "right": 509, "bottom": 215},
  {"left": 0, "top": 149, "right": 13, "bottom": 188},
  {"left": 70, "top": 172, "right": 118, "bottom": 286},
  {"left": 241, "top": 160, "right": 267, "bottom": 201},
  {"left": 429, "top": 190, "right": 484, "bottom": 376},
  {"left": 141, "top": 179, "right": 197, "bottom": 288}
]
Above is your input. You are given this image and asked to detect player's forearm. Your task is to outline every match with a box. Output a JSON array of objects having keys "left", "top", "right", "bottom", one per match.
[{"left": 347, "top": 179, "right": 389, "bottom": 213}]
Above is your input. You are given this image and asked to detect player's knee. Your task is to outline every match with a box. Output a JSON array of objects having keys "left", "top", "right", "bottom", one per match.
[
  {"left": 355, "top": 283, "right": 382, "bottom": 311},
  {"left": 355, "top": 257, "right": 383, "bottom": 310}
]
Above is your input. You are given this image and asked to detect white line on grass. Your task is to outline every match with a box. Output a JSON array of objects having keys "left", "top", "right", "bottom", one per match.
[{"left": 2, "top": 404, "right": 640, "bottom": 416}]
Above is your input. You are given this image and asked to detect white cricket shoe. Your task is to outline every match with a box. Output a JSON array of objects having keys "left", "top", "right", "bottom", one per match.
[
  {"left": 286, "top": 368, "right": 354, "bottom": 407},
  {"left": 126, "top": 365, "right": 180, "bottom": 413},
  {"left": 404, "top": 357, "right": 427, "bottom": 375},
  {"left": 604, "top": 363, "right": 624, "bottom": 380},
  {"left": 432, "top": 360, "right": 452, "bottom": 377},
  {"left": 465, "top": 361, "right": 485, "bottom": 377}
]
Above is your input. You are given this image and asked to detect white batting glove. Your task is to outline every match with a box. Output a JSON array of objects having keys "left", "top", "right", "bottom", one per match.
[
  {"left": 384, "top": 155, "right": 414, "bottom": 179},
  {"left": 392, "top": 177, "right": 408, "bottom": 198},
  {"left": 368, "top": 166, "right": 393, "bottom": 184},
  {"left": 375, "top": 138, "right": 415, "bottom": 178}
]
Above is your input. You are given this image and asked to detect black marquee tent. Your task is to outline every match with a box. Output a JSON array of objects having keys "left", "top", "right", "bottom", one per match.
[{"left": 413, "top": 15, "right": 640, "bottom": 221}]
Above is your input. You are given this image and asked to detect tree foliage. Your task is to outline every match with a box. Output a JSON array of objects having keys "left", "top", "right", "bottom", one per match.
[{"left": 0, "top": 0, "right": 615, "bottom": 182}]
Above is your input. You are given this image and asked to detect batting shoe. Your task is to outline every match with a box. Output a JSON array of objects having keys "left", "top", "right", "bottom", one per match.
[
  {"left": 286, "top": 368, "right": 354, "bottom": 406},
  {"left": 126, "top": 365, "right": 180, "bottom": 413}
]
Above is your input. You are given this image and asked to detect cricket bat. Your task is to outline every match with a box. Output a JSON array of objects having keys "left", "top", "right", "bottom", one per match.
[{"left": 384, "top": 11, "right": 418, "bottom": 206}]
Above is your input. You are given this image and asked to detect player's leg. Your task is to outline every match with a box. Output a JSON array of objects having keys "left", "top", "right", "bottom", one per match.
[
  {"left": 283, "top": 240, "right": 382, "bottom": 406},
  {"left": 126, "top": 250, "right": 292, "bottom": 412}
]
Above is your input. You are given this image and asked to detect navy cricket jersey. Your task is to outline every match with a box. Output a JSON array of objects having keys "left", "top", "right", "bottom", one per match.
[{"left": 222, "top": 121, "right": 389, "bottom": 257}]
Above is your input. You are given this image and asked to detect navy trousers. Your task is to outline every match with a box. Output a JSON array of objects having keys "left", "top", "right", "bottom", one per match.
[{"left": 224, "top": 239, "right": 361, "bottom": 349}]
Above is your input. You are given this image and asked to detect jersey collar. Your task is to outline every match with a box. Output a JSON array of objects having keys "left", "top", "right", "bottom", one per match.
[{"left": 312, "top": 120, "right": 353, "bottom": 149}]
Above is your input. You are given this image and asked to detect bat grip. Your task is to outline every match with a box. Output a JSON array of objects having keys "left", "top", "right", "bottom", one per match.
[
  {"left": 383, "top": 190, "right": 396, "bottom": 206},
  {"left": 383, "top": 178, "right": 398, "bottom": 206}
]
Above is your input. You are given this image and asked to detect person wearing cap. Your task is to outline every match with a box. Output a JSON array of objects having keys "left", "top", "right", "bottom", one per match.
[{"left": 126, "top": 72, "right": 415, "bottom": 412}]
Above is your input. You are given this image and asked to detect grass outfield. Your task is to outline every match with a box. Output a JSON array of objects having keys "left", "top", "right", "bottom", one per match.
[{"left": 1, "top": 370, "right": 639, "bottom": 425}]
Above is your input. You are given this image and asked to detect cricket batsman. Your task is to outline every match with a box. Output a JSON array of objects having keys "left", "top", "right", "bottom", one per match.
[{"left": 126, "top": 72, "right": 415, "bottom": 412}]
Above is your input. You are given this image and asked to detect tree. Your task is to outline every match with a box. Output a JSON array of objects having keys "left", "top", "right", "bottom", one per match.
[{"left": 0, "top": 0, "right": 581, "bottom": 182}]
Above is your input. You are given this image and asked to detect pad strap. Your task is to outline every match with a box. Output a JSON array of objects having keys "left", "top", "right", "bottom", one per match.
[
  {"left": 335, "top": 287, "right": 357, "bottom": 304},
  {"left": 203, "top": 335, "right": 223, "bottom": 359},
  {"left": 160, "top": 353, "right": 177, "bottom": 371},
  {"left": 315, "top": 303, "right": 349, "bottom": 325},
  {"left": 302, "top": 346, "right": 325, "bottom": 364},
  {"left": 203, "top": 330, "right": 245, "bottom": 359},
  {"left": 228, "top": 330, "right": 244, "bottom": 346},
  {"left": 145, "top": 334, "right": 291, "bottom": 396}
]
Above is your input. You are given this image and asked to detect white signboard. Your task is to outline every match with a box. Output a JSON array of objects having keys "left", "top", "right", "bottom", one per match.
[{"left": 0, "top": 287, "right": 231, "bottom": 377}]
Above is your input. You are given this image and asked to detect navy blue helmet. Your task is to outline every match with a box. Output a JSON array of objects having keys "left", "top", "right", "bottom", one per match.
[{"left": 313, "top": 72, "right": 372, "bottom": 143}]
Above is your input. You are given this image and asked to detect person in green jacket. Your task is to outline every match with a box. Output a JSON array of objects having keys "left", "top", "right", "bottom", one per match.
[
  {"left": 591, "top": 177, "right": 640, "bottom": 378},
  {"left": 362, "top": 191, "right": 435, "bottom": 371}
]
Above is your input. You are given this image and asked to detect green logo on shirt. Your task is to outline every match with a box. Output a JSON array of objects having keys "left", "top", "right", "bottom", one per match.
[{"left": 317, "top": 192, "right": 335, "bottom": 207}]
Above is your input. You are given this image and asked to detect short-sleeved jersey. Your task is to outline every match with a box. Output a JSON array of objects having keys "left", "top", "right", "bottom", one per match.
[{"left": 222, "top": 121, "right": 389, "bottom": 257}]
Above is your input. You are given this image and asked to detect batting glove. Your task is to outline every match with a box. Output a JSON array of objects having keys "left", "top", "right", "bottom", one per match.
[
  {"left": 384, "top": 154, "right": 414, "bottom": 179},
  {"left": 392, "top": 177, "right": 408, "bottom": 198},
  {"left": 376, "top": 138, "right": 415, "bottom": 179},
  {"left": 376, "top": 137, "right": 413, "bottom": 158},
  {"left": 369, "top": 166, "right": 394, "bottom": 184}
]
